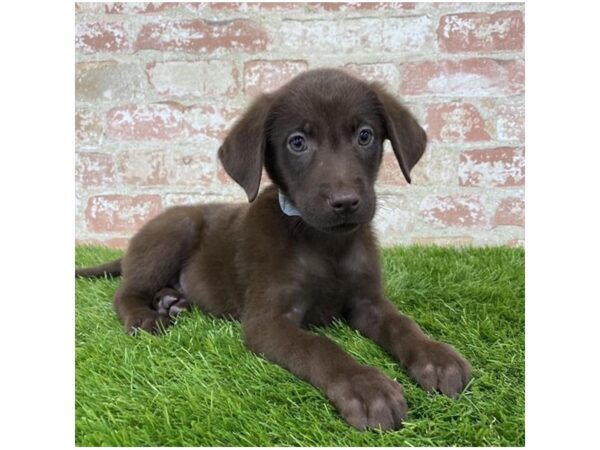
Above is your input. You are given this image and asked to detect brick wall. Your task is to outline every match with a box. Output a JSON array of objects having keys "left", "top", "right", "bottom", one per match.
[{"left": 75, "top": 2, "right": 525, "bottom": 248}]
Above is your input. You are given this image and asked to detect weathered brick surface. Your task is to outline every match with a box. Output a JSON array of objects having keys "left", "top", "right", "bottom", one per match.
[
  {"left": 85, "top": 195, "right": 162, "bottom": 233},
  {"left": 75, "top": 2, "right": 525, "bottom": 247},
  {"left": 146, "top": 61, "right": 239, "bottom": 98},
  {"left": 493, "top": 195, "right": 525, "bottom": 227},
  {"left": 135, "top": 19, "right": 269, "bottom": 53},
  {"left": 169, "top": 151, "right": 216, "bottom": 187},
  {"left": 76, "top": 152, "right": 115, "bottom": 188},
  {"left": 373, "top": 194, "right": 416, "bottom": 244},
  {"left": 184, "top": 105, "right": 241, "bottom": 141},
  {"left": 420, "top": 194, "right": 486, "bottom": 228},
  {"left": 278, "top": 16, "right": 431, "bottom": 53},
  {"left": 309, "top": 3, "right": 416, "bottom": 12},
  {"left": 76, "top": 61, "right": 147, "bottom": 103},
  {"left": 401, "top": 58, "right": 524, "bottom": 97},
  {"left": 75, "top": 22, "right": 128, "bottom": 54},
  {"left": 117, "top": 150, "right": 169, "bottom": 186},
  {"left": 344, "top": 63, "right": 401, "bottom": 91},
  {"left": 206, "top": 2, "right": 298, "bottom": 12},
  {"left": 412, "top": 236, "right": 474, "bottom": 246},
  {"left": 496, "top": 102, "right": 525, "bottom": 142},
  {"left": 426, "top": 102, "right": 491, "bottom": 142},
  {"left": 244, "top": 60, "right": 309, "bottom": 97},
  {"left": 105, "top": 2, "right": 179, "bottom": 14},
  {"left": 75, "top": 110, "right": 103, "bottom": 145},
  {"left": 438, "top": 11, "right": 525, "bottom": 52},
  {"left": 459, "top": 148, "right": 525, "bottom": 187},
  {"left": 106, "top": 104, "right": 185, "bottom": 141}
]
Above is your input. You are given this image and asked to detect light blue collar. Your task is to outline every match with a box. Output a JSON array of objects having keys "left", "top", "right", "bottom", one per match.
[{"left": 278, "top": 190, "right": 301, "bottom": 217}]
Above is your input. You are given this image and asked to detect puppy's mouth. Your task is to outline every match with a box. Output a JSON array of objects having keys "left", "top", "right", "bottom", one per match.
[{"left": 322, "top": 222, "right": 360, "bottom": 234}]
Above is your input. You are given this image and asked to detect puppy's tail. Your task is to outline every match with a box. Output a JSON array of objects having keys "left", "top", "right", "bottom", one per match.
[{"left": 75, "top": 258, "right": 122, "bottom": 278}]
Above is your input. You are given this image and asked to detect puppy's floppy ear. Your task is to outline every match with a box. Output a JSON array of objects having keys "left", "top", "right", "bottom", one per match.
[
  {"left": 218, "top": 94, "right": 273, "bottom": 202},
  {"left": 371, "top": 83, "right": 427, "bottom": 184}
]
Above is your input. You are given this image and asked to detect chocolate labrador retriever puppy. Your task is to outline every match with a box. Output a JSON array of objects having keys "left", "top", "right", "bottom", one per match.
[{"left": 76, "top": 68, "right": 471, "bottom": 431}]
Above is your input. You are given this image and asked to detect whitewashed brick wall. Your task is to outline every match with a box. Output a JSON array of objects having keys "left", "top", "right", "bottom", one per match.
[{"left": 75, "top": 2, "right": 525, "bottom": 247}]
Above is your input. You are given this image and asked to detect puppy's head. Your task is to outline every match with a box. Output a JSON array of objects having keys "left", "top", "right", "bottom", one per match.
[{"left": 218, "top": 68, "right": 427, "bottom": 234}]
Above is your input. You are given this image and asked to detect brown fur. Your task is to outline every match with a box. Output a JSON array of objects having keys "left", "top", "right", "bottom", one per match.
[{"left": 76, "top": 69, "right": 471, "bottom": 431}]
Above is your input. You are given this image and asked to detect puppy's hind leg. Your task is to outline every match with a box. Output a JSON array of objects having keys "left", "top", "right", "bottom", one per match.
[{"left": 114, "top": 206, "right": 202, "bottom": 335}]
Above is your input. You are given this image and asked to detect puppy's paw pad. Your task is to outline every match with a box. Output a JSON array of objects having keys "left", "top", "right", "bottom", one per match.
[{"left": 153, "top": 289, "right": 190, "bottom": 317}]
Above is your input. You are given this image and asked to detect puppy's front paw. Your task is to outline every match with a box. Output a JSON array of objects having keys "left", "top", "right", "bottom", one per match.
[
  {"left": 124, "top": 310, "right": 170, "bottom": 335},
  {"left": 329, "top": 368, "right": 407, "bottom": 431},
  {"left": 406, "top": 340, "right": 471, "bottom": 397}
]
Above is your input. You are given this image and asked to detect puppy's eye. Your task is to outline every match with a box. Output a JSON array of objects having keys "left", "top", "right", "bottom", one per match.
[
  {"left": 357, "top": 127, "right": 374, "bottom": 146},
  {"left": 288, "top": 133, "right": 308, "bottom": 153}
]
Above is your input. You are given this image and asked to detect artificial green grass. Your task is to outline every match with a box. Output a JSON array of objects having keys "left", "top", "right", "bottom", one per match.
[{"left": 75, "top": 245, "right": 524, "bottom": 446}]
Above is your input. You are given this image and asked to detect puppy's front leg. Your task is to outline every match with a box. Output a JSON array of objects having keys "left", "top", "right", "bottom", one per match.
[
  {"left": 346, "top": 298, "right": 471, "bottom": 397},
  {"left": 243, "top": 313, "right": 407, "bottom": 430}
]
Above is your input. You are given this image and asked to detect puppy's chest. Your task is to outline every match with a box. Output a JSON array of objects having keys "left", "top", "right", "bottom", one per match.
[{"left": 292, "top": 246, "right": 380, "bottom": 326}]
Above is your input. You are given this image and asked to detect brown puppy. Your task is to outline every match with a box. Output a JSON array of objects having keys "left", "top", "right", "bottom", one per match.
[{"left": 76, "top": 68, "right": 471, "bottom": 431}]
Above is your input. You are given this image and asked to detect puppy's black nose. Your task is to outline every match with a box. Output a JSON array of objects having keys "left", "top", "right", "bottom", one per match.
[{"left": 328, "top": 192, "right": 360, "bottom": 214}]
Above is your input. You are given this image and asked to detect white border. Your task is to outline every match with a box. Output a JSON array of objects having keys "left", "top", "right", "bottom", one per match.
[{"left": 4, "top": 1, "right": 600, "bottom": 449}]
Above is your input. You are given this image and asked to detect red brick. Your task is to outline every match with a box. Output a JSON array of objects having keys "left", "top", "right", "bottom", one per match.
[
  {"left": 459, "top": 147, "right": 524, "bottom": 187},
  {"left": 255, "top": 2, "right": 302, "bottom": 10},
  {"left": 279, "top": 16, "right": 430, "bottom": 53},
  {"left": 373, "top": 194, "right": 416, "bottom": 238},
  {"left": 426, "top": 102, "right": 490, "bottom": 142},
  {"left": 106, "top": 103, "right": 184, "bottom": 141},
  {"left": 117, "top": 151, "right": 169, "bottom": 186},
  {"left": 244, "top": 60, "right": 309, "bottom": 97},
  {"left": 415, "top": 147, "right": 458, "bottom": 186},
  {"left": 75, "top": 110, "right": 103, "bottom": 145},
  {"left": 344, "top": 63, "right": 400, "bottom": 90},
  {"left": 208, "top": 2, "right": 300, "bottom": 11},
  {"left": 75, "top": 153, "right": 115, "bottom": 188},
  {"left": 401, "top": 58, "right": 524, "bottom": 97},
  {"left": 76, "top": 61, "right": 147, "bottom": 102},
  {"left": 496, "top": 102, "right": 525, "bottom": 142},
  {"left": 309, "top": 2, "right": 416, "bottom": 11},
  {"left": 205, "top": 2, "right": 415, "bottom": 12},
  {"left": 377, "top": 152, "right": 409, "bottom": 187},
  {"left": 169, "top": 151, "right": 215, "bottom": 187},
  {"left": 164, "top": 193, "right": 246, "bottom": 208},
  {"left": 85, "top": 195, "right": 162, "bottom": 233},
  {"left": 75, "top": 22, "right": 128, "bottom": 54},
  {"left": 146, "top": 60, "right": 239, "bottom": 97},
  {"left": 438, "top": 11, "right": 524, "bottom": 52},
  {"left": 135, "top": 19, "right": 269, "bottom": 53},
  {"left": 75, "top": 3, "right": 104, "bottom": 14},
  {"left": 184, "top": 105, "right": 241, "bottom": 141},
  {"left": 105, "top": 2, "right": 179, "bottom": 14},
  {"left": 493, "top": 196, "right": 524, "bottom": 227},
  {"left": 420, "top": 194, "right": 486, "bottom": 228},
  {"left": 182, "top": 3, "right": 209, "bottom": 11},
  {"left": 381, "top": 16, "right": 431, "bottom": 52}
]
